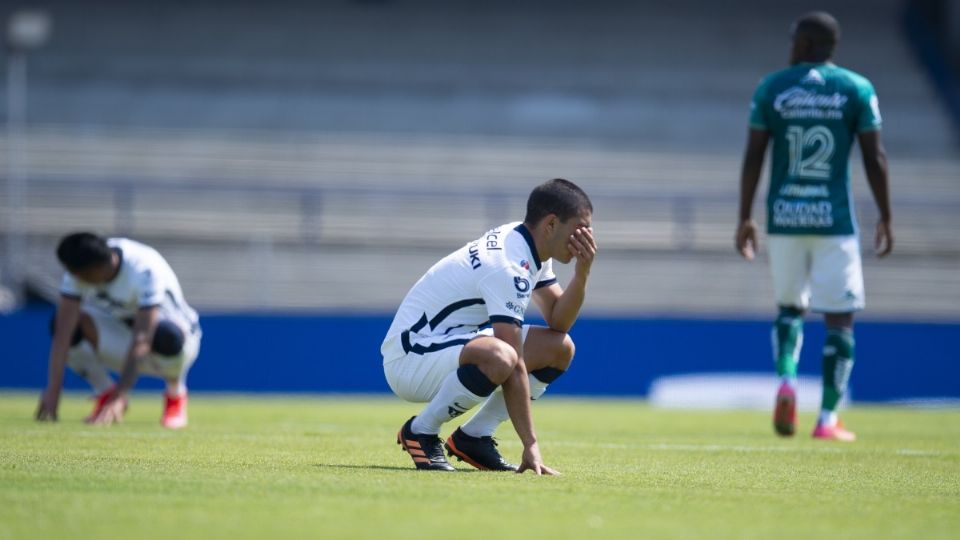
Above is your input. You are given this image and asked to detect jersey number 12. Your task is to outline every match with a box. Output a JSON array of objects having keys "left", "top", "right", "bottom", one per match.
[{"left": 786, "top": 125, "right": 834, "bottom": 180}]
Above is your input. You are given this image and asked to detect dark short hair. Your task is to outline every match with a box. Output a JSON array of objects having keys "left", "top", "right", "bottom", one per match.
[
  {"left": 56, "top": 232, "right": 112, "bottom": 272},
  {"left": 524, "top": 178, "right": 593, "bottom": 225},
  {"left": 793, "top": 11, "right": 840, "bottom": 61}
]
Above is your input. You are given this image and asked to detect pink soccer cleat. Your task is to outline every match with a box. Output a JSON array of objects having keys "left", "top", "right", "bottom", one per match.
[
  {"left": 161, "top": 393, "right": 188, "bottom": 429},
  {"left": 773, "top": 382, "right": 797, "bottom": 437},
  {"left": 812, "top": 420, "right": 856, "bottom": 442}
]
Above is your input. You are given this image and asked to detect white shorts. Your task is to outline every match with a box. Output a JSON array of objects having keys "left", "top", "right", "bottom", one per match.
[
  {"left": 767, "top": 234, "right": 865, "bottom": 313},
  {"left": 83, "top": 306, "right": 202, "bottom": 380},
  {"left": 382, "top": 325, "right": 531, "bottom": 403}
]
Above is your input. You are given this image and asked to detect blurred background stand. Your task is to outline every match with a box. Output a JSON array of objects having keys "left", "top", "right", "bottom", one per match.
[{"left": 2, "top": 8, "right": 50, "bottom": 311}]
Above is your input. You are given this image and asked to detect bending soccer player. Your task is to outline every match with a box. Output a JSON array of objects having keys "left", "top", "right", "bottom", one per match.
[
  {"left": 736, "top": 12, "right": 893, "bottom": 441},
  {"left": 36, "top": 232, "right": 202, "bottom": 429},
  {"left": 382, "top": 179, "right": 596, "bottom": 473}
]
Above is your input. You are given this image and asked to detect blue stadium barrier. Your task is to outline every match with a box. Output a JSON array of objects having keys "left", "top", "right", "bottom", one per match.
[{"left": 2, "top": 306, "right": 958, "bottom": 401}]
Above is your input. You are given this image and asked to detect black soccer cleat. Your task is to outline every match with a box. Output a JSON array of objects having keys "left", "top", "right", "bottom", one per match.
[
  {"left": 444, "top": 427, "right": 518, "bottom": 472},
  {"left": 396, "top": 416, "right": 455, "bottom": 471}
]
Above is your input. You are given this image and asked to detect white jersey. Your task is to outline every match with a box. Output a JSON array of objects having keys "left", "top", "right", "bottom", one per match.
[
  {"left": 382, "top": 222, "right": 557, "bottom": 357},
  {"left": 60, "top": 238, "right": 199, "bottom": 327}
]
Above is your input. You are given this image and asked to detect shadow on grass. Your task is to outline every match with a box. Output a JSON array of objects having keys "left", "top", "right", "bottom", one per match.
[{"left": 313, "top": 463, "right": 478, "bottom": 473}]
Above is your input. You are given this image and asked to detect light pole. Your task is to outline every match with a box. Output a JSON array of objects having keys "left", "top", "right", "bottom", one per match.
[{"left": 3, "top": 9, "right": 50, "bottom": 310}]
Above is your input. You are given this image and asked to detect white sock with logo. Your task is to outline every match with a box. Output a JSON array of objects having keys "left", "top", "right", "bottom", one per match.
[
  {"left": 411, "top": 370, "right": 489, "bottom": 435},
  {"left": 460, "top": 374, "right": 550, "bottom": 438}
]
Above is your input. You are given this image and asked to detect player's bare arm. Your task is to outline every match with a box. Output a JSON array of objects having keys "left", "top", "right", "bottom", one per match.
[
  {"left": 36, "top": 296, "right": 82, "bottom": 421},
  {"left": 90, "top": 306, "right": 159, "bottom": 425},
  {"left": 737, "top": 128, "right": 771, "bottom": 260},
  {"left": 858, "top": 130, "right": 893, "bottom": 257},
  {"left": 534, "top": 226, "right": 596, "bottom": 333},
  {"left": 493, "top": 322, "right": 558, "bottom": 476}
]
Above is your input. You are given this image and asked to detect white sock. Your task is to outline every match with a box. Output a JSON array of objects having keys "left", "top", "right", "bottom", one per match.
[
  {"left": 66, "top": 342, "right": 114, "bottom": 394},
  {"left": 461, "top": 373, "right": 550, "bottom": 438},
  {"left": 818, "top": 410, "right": 838, "bottom": 426},
  {"left": 411, "top": 370, "right": 487, "bottom": 435},
  {"left": 166, "top": 379, "right": 187, "bottom": 397}
]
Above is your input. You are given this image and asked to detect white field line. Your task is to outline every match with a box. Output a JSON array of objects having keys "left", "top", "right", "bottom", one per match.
[{"left": 546, "top": 440, "right": 951, "bottom": 457}]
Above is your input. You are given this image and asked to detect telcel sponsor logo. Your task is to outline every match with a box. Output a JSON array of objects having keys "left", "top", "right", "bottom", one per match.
[{"left": 485, "top": 227, "right": 502, "bottom": 251}]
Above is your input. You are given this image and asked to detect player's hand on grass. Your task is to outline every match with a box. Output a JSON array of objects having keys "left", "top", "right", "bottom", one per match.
[
  {"left": 875, "top": 219, "right": 893, "bottom": 257},
  {"left": 569, "top": 226, "right": 596, "bottom": 276},
  {"left": 89, "top": 395, "right": 126, "bottom": 425},
  {"left": 735, "top": 220, "right": 759, "bottom": 261},
  {"left": 517, "top": 442, "right": 560, "bottom": 476},
  {"left": 35, "top": 389, "right": 60, "bottom": 422}
]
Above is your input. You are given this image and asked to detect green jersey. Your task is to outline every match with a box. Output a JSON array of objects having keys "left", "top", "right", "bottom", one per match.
[{"left": 749, "top": 63, "right": 882, "bottom": 235}]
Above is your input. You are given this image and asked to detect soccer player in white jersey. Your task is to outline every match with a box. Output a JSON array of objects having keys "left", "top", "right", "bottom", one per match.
[
  {"left": 35, "top": 232, "right": 202, "bottom": 429},
  {"left": 383, "top": 178, "right": 596, "bottom": 474},
  {"left": 737, "top": 13, "right": 893, "bottom": 441}
]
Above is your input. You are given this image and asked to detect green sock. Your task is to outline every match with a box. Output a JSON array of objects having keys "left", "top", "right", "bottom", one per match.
[
  {"left": 821, "top": 328, "right": 855, "bottom": 411},
  {"left": 773, "top": 308, "right": 804, "bottom": 379}
]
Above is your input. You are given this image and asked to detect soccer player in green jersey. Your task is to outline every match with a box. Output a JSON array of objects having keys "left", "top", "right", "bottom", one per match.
[{"left": 736, "top": 12, "right": 893, "bottom": 441}]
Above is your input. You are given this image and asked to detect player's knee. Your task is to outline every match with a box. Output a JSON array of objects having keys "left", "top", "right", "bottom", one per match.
[
  {"left": 777, "top": 306, "right": 805, "bottom": 322},
  {"left": 49, "top": 314, "right": 84, "bottom": 347},
  {"left": 152, "top": 320, "right": 185, "bottom": 356},
  {"left": 495, "top": 340, "right": 520, "bottom": 372},
  {"left": 824, "top": 312, "right": 853, "bottom": 330},
  {"left": 557, "top": 333, "right": 575, "bottom": 369},
  {"left": 483, "top": 340, "right": 520, "bottom": 381}
]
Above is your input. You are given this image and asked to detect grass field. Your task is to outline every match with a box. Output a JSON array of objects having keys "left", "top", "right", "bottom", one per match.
[{"left": 1, "top": 392, "right": 957, "bottom": 540}]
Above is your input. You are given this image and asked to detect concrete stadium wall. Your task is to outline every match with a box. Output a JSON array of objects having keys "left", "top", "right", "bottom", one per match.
[{"left": 1, "top": 306, "right": 958, "bottom": 402}]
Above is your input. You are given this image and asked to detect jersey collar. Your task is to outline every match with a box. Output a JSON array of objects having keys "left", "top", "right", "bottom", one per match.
[
  {"left": 513, "top": 223, "right": 542, "bottom": 271},
  {"left": 107, "top": 247, "right": 124, "bottom": 283}
]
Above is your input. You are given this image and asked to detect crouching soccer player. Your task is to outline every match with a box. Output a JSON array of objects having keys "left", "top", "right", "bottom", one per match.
[
  {"left": 35, "top": 232, "right": 202, "bottom": 428},
  {"left": 382, "top": 178, "right": 596, "bottom": 473}
]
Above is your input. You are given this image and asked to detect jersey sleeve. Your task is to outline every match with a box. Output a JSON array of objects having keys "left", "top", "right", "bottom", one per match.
[
  {"left": 477, "top": 266, "right": 531, "bottom": 327},
  {"left": 59, "top": 273, "right": 83, "bottom": 300},
  {"left": 748, "top": 80, "right": 769, "bottom": 130},
  {"left": 136, "top": 269, "right": 164, "bottom": 308},
  {"left": 856, "top": 81, "right": 882, "bottom": 133},
  {"left": 535, "top": 259, "right": 557, "bottom": 289}
]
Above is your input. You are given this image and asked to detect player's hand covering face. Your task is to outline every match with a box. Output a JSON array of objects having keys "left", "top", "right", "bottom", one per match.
[
  {"left": 568, "top": 226, "right": 597, "bottom": 275},
  {"left": 552, "top": 211, "right": 593, "bottom": 264}
]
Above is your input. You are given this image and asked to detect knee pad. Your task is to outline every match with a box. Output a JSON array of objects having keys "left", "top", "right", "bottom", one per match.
[
  {"left": 456, "top": 364, "right": 497, "bottom": 398},
  {"left": 530, "top": 366, "right": 565, "bottom": 384},
  {"left": 49, "top": 314, "right": 84, "bottom": 346},
  {"left": 152, "top": 320, "right": 185, "bottom": 356}
]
